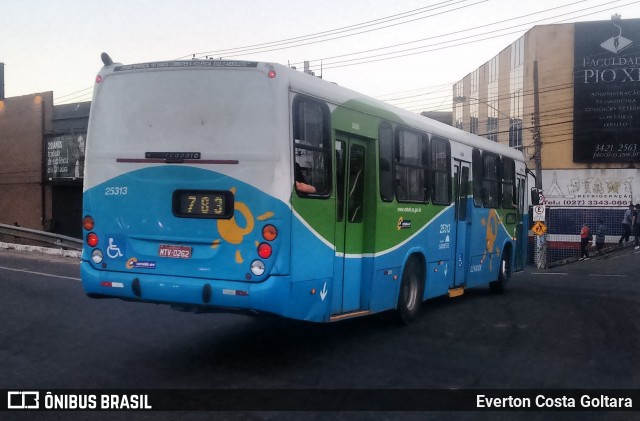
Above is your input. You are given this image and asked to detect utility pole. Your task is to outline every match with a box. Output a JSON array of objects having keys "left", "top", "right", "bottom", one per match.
[
  {"left": 533, "top": 60, "right": 546, "bottom": 269},
  {"left": 533, "top": 61, "right": 542, "bottom": 190}
]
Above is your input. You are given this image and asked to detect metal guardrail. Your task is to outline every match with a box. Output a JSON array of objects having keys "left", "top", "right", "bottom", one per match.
[{"left": 0, "top": 223, "right": 82, "bottom": 251}]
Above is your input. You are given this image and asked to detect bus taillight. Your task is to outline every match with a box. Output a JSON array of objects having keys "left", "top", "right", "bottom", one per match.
[
  {"left": 87, "top": 233, "right": 99, "bottom": 248},
  {"left": 83, "top": 215, "right": 95, "bottom": 231},
  {"left": 257, "top": 243, "right": 272, "bottom": 259},
  {"left": 262, "top": 224, "right": 277, "bottom": 241}
]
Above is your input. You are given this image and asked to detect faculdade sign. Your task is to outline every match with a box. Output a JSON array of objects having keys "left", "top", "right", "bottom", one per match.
[{"left": 573, "top": 19, "right": 640, "bottom": 163}]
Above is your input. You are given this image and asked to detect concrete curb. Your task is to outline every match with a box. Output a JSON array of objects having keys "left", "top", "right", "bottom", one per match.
[{"left": 0, "top": 242, "right": 82, "bottom": 259}]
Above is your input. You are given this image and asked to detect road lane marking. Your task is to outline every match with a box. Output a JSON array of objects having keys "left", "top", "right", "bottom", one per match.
[
  {"left": 588, "top": 274, "right": 628, "bottom": 278},
  {"left": 531, "top": 272, "right": 568, "bottom": 275},
  {"left": 0, "top": 265, "right": 80, "bottom": 281}
]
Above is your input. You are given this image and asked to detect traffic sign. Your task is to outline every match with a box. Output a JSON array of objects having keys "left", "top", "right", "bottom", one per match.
[
  {"left": 532, "top": 221, "right": 547, "bottom": 236},
  {"left": 533, "top": 205, "right": 546, "bottom": 222}
]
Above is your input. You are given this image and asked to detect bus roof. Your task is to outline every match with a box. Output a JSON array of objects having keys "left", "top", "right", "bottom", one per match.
[
  {"left": 279, "top": 62, "right": 525, "bottom": 163},
  {"left": 97, "top": 58, "right": 525, "bottom": 163}
]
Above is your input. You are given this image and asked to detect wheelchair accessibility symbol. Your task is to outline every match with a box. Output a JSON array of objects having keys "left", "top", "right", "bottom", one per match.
[{"left": 107, "top": 237, "right": 124, "bottom": 259}]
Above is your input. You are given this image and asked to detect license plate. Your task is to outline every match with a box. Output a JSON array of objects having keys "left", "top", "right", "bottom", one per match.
[{"left": 158, "top": 245, "right": 192, "bottom": 259}]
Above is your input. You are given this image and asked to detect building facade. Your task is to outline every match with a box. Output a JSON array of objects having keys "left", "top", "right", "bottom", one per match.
[
  {"left": 453, "top": 16, "right": 640, "bottom": 262},
  {"left": 0, "top": 65, "right": 88, "bottom": 239},
  {"left": 0, "top": 91, "right": 54, "bottom": 231},
  {"left": 45, "top": 102, "right": 90, "bottom": 238}
]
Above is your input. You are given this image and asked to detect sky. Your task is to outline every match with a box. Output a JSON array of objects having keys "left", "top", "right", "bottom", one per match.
[{"left": 2, "top": 0, "right": 639, "bottom": 112}]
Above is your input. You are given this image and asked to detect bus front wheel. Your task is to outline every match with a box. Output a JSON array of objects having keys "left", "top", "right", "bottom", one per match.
[{"left": 395, "top": 257, "right": 424, "bottom": 324}]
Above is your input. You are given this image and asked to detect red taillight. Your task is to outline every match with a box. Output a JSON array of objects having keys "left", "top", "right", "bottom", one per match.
[
  {"left": 262, "top": 224, "right": 277, "bottom": 241},
  {"left": 87, "top": 233, "right": 99, "bottom": 247},
  {"left": 268, "top": 70, "right": 276, "bottom": 78},
  {"left": 83, "top": 215, "right": 94, "bottom": 231},
  {"left": 258, "top": 243, "right": 272, "bottom": 259},
  {"left": 95, "top": 75, "right": 103, "bottom": 84}
]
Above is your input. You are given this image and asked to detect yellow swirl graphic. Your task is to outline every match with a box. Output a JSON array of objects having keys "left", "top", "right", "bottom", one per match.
[{"left": 217, "top": 202, "right": 255, "bottom": 245}]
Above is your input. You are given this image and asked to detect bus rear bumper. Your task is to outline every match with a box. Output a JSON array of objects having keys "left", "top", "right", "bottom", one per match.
[{"left": 80, "top": 262, "right": 330, "bottom": 322}]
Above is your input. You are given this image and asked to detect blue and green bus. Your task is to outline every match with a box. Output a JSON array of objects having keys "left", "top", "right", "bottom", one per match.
[{"left": 81, "top": 55, "right": 528, "bottom": 323}]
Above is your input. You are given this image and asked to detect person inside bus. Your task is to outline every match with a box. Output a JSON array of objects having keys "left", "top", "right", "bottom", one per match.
[{"left": 295, "top": 162, "right": 316, "bottom": 194}]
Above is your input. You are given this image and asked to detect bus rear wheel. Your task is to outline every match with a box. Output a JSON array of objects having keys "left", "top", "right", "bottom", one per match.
[
  {"left": 489, "top": 254, "right": 509, "bottom": 294},
  {"left": 395, "top": 257, "right": 424, "bottom": 324}
]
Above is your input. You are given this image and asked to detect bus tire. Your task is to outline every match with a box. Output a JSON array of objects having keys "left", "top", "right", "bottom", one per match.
[
  {"left": 489, "top": 253, "right": 509, "bottom": 294},
  {"left": 395, "top": 256, "right": 424, "bottom": 324}
]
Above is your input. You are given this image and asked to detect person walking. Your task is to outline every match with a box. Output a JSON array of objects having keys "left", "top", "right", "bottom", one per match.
[
  {"left": 595, "top": 218, "right": 606, "bottom": 254},
  {"left": 619, "top": 203, "right": 634, "bottom": 244},
  {"left": 634, "top": 204, "right": 640, "bottom": 250},
  {"left": 579, "top": 223, "right": 591, "bottom": 260}
]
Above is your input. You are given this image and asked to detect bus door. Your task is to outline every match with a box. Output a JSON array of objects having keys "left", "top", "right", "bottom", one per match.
[
  {"left": 332, "top": 135, "right": 369, "bottom": 315},
  {"left": 514, "top": 175, "right": 526, "bottom": 271},
  {"left": 453, "top": 159, "right": 471, "bottom": 287}
]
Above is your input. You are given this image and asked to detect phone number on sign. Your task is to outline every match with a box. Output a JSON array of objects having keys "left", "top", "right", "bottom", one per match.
[{"left": 545, "top": 199, "right": 631, "bottom": 206}]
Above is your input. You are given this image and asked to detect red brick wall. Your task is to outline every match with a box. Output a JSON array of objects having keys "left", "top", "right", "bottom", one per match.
[{"left": 0, "top": 92, "right": 53, "bottom": 230}]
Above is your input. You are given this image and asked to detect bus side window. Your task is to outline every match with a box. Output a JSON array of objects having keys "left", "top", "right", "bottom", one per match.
[
  {"left": 472, "top": 148, "right": 482, "bottom": 207},
  {"left": 378, "top": 122, "right": 394, "bottom": 202},
  {"left": 348, "top": 145, "right": 366, "bottom": 223},
  {"left": 459, "top": 166, "right": 470, "bottom": 221},
  {"left": 482, "top": 152, "right": 500, "bottom": 208},
  {"left": 501, "top": 157, "right": 516, "bottom": 208},
  {"left": 336, "top": 141, "right": 345, "bottom": 221},
  {"left": 431, "top": 136, "right": 451, "bottom": 205},
  {"left": 395, "top": 128, "right": 429, "bottom": 203},
  {"left": 292, "top": 96, "right": 331, "bottom": 197}
]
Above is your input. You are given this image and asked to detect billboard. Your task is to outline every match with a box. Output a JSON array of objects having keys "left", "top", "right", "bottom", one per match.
[
  {"left": 542, "top": 168, "right": 638, "bottom": 208},
  {"left": 573, "top": 18, "right": 640, "bottom": 163},
  {"left": 46, "top": 133, "right": 86, "bottom": 181}
]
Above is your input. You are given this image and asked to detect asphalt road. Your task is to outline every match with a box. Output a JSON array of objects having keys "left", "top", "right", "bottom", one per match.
[{"left": 0, "top": 247, "right": 638, "bottom": 420}]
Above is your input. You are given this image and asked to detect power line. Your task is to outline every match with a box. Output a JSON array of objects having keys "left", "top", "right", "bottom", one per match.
[
  {"left": 185, "top": 0, "right": 483, "bottom": 59},
  {"left": 298, "top": 0, "right": 591, "bottom": 68},
  {"left": 50, "top": 0, "right": 640, "bottom": 111},
  {"left": 309, "top": 0, "right": 638, "bottom": 71}
]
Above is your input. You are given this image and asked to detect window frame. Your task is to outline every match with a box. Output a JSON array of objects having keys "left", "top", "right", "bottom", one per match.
[
  {"left": 472, "top": 148, "right": 483, "bottom": 208},
  {"left": 378, "top": 122, "right": 394, "bottom": 202},
  {"left": 501, "top": 157, "right": 517, "bottom": 209},
  {"left": 482, "top": 151, "right": 501, "bottom": 208},
  {"left": 394, "top": 127, "right": 430, "bottom": 204},
  {"left": 292, "top": 95, "right": 332, "bottom": 198},
  {"left": 430, "top": 135, "right": 452, "bottom": 205}
]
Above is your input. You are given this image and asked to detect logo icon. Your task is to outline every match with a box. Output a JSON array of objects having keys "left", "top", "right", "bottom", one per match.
[
  {"left": 7, "top": 391, "right": 40, "bottom": 409},
  {"left": 600, "top": 21, "right": 633, "bottom": 54},
  {"left": 107, "top": 237, "right": 124, "bottom": 259}
]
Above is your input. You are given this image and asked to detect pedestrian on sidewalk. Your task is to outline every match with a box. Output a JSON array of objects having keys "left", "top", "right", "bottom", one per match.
[
  {"left": 596, "top": 218, "right": 606, "bottom": 254},
  {"left": 579, "top": 223, "right": 591, "bottom": 260},
  {"left": 619, "top": 204, "right": 634, "bottom": 244}
]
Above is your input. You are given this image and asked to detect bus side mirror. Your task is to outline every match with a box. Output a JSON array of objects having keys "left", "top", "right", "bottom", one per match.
[{"left": 531, "top": 188, "right": 541, "bottom": 206}]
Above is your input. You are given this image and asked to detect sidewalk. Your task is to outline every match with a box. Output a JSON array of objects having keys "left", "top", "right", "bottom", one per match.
[
  {"left": 0, "top": 241, "right": 81, "bottom": 259},
  {"left": 546, "top": 240, "right": 637, "bottom": 268}
]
